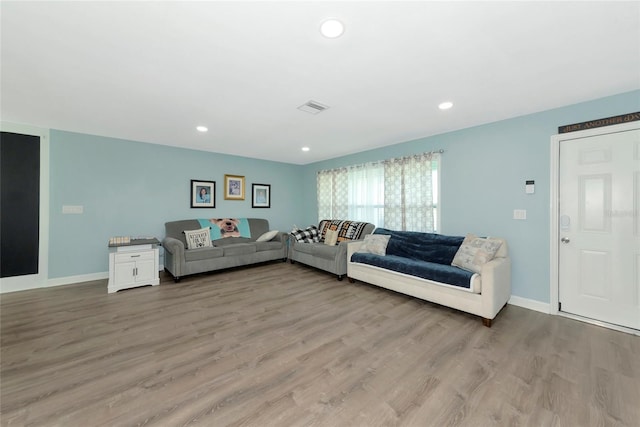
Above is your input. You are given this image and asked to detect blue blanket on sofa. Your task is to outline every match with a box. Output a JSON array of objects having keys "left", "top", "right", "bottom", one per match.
[
  {"left": 350, "top": 253, "right": 474, "bottom": 289},
  {"left": 350, "top": 228, "right": 473, "bottom": 289},
  {"left": 374, "top": 228, "right": 464, "bottom": 264}
]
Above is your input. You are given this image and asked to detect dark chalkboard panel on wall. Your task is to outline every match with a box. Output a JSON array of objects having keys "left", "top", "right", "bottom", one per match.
[{"left": 1, "top": 131, "right": 40, "bottom": 278}]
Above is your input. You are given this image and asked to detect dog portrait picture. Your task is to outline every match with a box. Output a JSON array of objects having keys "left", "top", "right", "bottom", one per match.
[{"left": 210, "top": 218, "right": 241, "bottom": 237}]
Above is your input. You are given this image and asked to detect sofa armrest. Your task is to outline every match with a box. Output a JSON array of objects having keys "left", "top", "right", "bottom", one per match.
[
  {"left": 162, "top": 237, "right": 186, "bottom": 277},
  {"left": 273, "top": 231, "right": 289, "bottom": 244},
  {"left": 347, "top": 240, "right": 365, "bottom": 261},
  {"left": 163, "top": 236, "right": 185, "bottom": 255},
  {"left": 480, "top": 256, "right": 512, "bottom": 318}
]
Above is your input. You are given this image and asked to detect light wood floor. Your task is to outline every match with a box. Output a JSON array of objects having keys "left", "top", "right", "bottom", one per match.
[{"left": 1, "top": 262, "right": 638, "bottom": 427}]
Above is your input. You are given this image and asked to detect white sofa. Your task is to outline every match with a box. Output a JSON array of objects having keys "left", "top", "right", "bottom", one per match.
[{"left": 347, "top": 234, "right": 511, "bottom": 327}]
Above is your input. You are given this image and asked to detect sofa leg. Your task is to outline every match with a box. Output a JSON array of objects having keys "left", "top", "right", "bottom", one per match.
[
  {"left": 282, "top": 258, "right": 287, "bottom": 262},
  {"left": 337, "top": 275, "right": 344, "bottom": 281},
  {"left": 174, "top": 276, "right": 181, "bottom": 283},
  {"left": 482, "top": 318, "right": 492, "bottom": 328},
  {"left": 348, "top": 277, "right": 355, "bottom": 283},
  {"left": 289, "top": 259, "right": 295, "bottom": 264}
]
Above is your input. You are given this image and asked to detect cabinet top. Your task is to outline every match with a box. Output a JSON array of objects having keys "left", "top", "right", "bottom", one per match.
[{"left": 108, "top": 237, "right": 160, "bottom": 248}]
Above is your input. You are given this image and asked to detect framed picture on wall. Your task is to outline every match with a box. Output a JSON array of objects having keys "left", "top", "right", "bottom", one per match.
[
  {"left": 224, "top": 174, "right": 245, "bottom": 200},
  {"left": 252, "top": 183, "right": 271, "bottom": 208},
  {"left": 190, "top": 180, "right": 215, "bottom": 208}
]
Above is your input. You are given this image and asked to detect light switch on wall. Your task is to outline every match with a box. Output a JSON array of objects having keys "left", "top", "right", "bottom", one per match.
[
  {"left": 62, "top": 205, "right": 83, "bottom": 214},
  {"left": 513, "top": 209, "right": 527, "bottom": 220}
]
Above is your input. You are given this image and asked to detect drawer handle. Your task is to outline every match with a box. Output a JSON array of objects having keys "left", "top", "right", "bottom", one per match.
[{"left": 131, "top": 255, "right": 141, "bottom": 258}]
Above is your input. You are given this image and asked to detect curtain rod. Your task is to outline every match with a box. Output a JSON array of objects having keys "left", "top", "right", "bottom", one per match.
[{"left": 318, "top": 149, "right": 444, "bottom": 174}]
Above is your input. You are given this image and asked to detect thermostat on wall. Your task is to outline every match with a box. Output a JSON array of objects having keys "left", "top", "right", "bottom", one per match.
[{"left": 525, "top": 180, "right": 535, "bottom": 194}]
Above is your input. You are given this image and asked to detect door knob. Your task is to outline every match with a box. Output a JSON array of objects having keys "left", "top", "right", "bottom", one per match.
[{"left": 561, "top": 237, "right": 570, "bottom": 243}]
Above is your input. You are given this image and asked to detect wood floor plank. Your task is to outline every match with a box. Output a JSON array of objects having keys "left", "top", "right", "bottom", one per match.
[{"left": 2, "top": 262, "right": 639, "bottom": 426}]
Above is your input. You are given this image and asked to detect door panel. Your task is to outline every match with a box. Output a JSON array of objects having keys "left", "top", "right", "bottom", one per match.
[
  {"left": 559, "top": 128, "right": 640, "bottom": 330},
  {"left": 0, "top": 132, "right": 40, "bottom": 278}
]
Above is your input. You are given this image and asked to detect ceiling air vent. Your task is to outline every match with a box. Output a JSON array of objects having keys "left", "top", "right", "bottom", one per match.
[{"left": 297, "top": 100, "right": 329, "bottom": 115}]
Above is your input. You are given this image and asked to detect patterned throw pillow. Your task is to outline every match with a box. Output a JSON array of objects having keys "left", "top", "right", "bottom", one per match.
[
  {"left": 451, "top": 233, "right": 503, "bottom": 273},
  {"left": 357, "top": 234, "right": 391, "bottom": 255},
  {"left": 318, "top": 219, "right": 343, "bottom": 241},
  {"left": 318, "top": 219, "right": 369, "bottom": 242},
  {"left": 336, "top": 220, "right": 369, "bottom": 242},
  {"left": 184, "top": 227, "right": 213, "bottom": 250},
  {"left": 291, "top": 226, "right": 320, "bottom": 243}
]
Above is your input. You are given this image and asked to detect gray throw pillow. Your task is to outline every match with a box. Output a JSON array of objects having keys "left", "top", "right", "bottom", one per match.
[{"left": 357, "top": 234, "right": 390, "bottom": 255}]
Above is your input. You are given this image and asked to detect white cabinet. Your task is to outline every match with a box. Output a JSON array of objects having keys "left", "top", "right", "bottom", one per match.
[{"left": 108, "top": 240, "right": 160, "bottom": 293}]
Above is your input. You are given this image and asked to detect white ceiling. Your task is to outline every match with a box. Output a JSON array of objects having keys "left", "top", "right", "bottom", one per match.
[{"left": 2, "top": 1, "right": 639, "bottom": 165}]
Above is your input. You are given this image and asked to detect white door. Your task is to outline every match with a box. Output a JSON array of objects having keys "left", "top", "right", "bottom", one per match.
[{"left": 558, "top": 127, "right": 640, "bottom": 330}]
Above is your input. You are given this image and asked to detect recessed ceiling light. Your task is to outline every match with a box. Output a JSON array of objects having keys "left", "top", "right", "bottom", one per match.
[
  {"left": 302, "top": 147, "right": 310, "bottom": 152},
  {"left": 438, "top": 102, "right": 453, "bottom": 110},
  {"left": 196, "top": 126, "right": 208, "bottom": 132},
  {"left": 320, "top": 19, "right": 344, "bottom": 38}
]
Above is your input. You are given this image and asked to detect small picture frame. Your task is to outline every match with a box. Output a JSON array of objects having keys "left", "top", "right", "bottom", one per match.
[
  {"left": 224, "top": 174, "right": 245, "bottom": 200},
  {"left": 191, "top": 180, "right": 215, "bottom": 208},
  {"left": 252, "top": 183, "right": 271, "bottom": 208}
]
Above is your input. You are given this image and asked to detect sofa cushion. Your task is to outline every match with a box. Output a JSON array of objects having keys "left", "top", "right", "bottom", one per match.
[
  {"left": 451, "top": 234, "right": 503, "bottom": 274},
  {"left": 351, "top": 252, "right": 475, "bottom": 289},
  {"left": 222, "top": 243, "right": 256, "bottom": 256},
  {"left": 184, "top": 227, "right": 213, "bottom": 250},
  {"left": 255, "top": 241, "right": 283, "bottom": 252},
  {"left": 293, "top": 242, "right": 338, "bottom": 260},
  {"left": 213, "top": 237, "right": 252, "bottom": 246},
  {"left": 357, "top": 234, "right": 390, "bottom": 256},
  {"left": 374, "top": 228, "right": 464, "bottom": 265},
  {"left": 184, "top": 246, "right": 224, "bottom": 262},
  {"left": 222, "top": 243, "right": 257, "bottom": 257}
]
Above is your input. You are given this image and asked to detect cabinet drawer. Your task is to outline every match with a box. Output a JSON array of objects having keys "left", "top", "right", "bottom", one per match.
[{"left": 114, "top": 250, "right": 154, "bottom": 263}]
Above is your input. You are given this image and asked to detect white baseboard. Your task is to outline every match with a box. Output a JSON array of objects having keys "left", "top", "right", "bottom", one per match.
[
  {"left": 509, "top": 295, "right": 550, "bottom": 314},
  {"left": 0, "top": 272, "right": 107, "bottom": 294},
  {"left": 47, "top": 272, "right": 109, "bottom": 288},
  {"left": 1, "top": 265, "right": 165, "bottom": 294}
]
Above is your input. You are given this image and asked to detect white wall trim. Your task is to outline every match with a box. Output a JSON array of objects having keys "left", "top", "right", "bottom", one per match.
[
  {"left": 1, "top": 265, "right": 165, "bottom": 294},
  {"left": 509, "top": 295, "right": 550, "bottom": 314},
  {"left": 0, "top": 272, "right": 108, "bottom": 293},
  {"left": 0, "top": 122, "right": 50, "bottom": 294},
  {"left": 47, "top": 272, "right": 109, "bottom": 288},
  {"left": 549, "top": 121, "right": 640, "bottom": 317}
]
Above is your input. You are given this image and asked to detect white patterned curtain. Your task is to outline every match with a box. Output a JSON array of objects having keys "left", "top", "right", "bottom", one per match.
[
  {"left": 347, "top": 163, "right": 385, "bottom": 225},
  {"left": 317, "top": 167, "right": 348, "bottom": 220},
  {"left": 317, "top": 152, "right": 439, "bottom": 231},
  {"left": 384, "top": 152, "right": 439, "bottom": 232}
]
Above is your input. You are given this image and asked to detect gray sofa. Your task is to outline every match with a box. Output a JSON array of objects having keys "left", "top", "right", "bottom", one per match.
[
  {"left": 163, "top": 218, "right": 287, "bottom": 282},
  {"left": 288, "top": 220, "right": 375, "bottom": 280}
]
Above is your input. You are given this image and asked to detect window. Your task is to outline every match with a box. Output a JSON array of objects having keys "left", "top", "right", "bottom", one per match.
[{"left": 317, "top": 152, "right": 440, "bottom": 232}]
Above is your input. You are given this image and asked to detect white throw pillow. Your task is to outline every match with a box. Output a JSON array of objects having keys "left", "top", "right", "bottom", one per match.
[
  {"left": 256, "top": 230, "right": 279, "bottom": 242},
  {"left": 451, "top": 233, "right": 503, "bottom": 273},
  {"left": 357, "top": 234, "right": 390, "bottom": 255},
  {"left": 324, "top": 229, "right": 339, "bottom": 246},
  {"left": 184, "top": 227, "right": 213, "bottom": 250}
]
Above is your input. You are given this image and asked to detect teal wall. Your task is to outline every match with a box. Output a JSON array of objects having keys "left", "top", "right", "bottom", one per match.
[
  {"left": 48, "top": 131, "right": 303, "bottom": 278},
  {"left": 47, "top": 90, "right": 639, "bottom": 304},
  {"left": 299, "top": 90, "right": 640, "bottom": 303}
]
